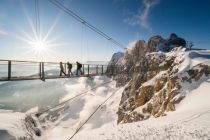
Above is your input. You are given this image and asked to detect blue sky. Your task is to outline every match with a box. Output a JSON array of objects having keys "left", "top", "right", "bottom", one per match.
[{"left": 0, "top": 0, "right": 210, "bottom": 62}]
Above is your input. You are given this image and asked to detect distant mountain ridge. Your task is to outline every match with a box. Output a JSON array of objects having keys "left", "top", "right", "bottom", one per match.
[{"left": 85, "top": 61, "right": 109, "bottom": 65}]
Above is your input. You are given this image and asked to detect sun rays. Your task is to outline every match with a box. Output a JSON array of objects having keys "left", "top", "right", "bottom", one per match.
[
  {"left": 27, "top": 38, "right": 48, "bottom": 53},
  {"left": 11, "top": 0, "right": 66, "bottom": 61}
]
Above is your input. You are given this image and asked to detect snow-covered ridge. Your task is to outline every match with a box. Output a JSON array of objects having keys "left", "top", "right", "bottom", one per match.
[
  {"left": 0, "top": 48, "right": 210, "bottom": 139},
  {"left": 113, "top": 38, "right": 210, "bottom": 124},
  {"left": 1, "top": 33, "right": 210, "bottom": 140}
]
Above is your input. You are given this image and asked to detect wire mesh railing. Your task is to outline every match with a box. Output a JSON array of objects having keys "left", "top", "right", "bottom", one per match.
[{"left": 0, "top": 59, "right": 123, "bottom": 81}]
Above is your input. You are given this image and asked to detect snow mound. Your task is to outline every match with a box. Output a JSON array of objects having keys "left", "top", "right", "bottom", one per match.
[
  {"left": 35, "top": 76, "right": 121, "bottom": 140},
  {"left": 0, "top": 110, "right": 27, "bottom": 139}
]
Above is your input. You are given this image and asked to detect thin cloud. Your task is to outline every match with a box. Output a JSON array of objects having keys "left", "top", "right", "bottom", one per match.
[
  {"left": 126, "top": 0, "right": 160, "bottom": 31},
  {"left": 0, "top": 29, "right": 8, "bottom": 36}
]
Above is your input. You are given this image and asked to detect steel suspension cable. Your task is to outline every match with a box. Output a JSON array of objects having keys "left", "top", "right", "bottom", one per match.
[
  {"left": 32, "top": 80, "right": 113, "bottom": 117},
  {"left": 68, "top": 88, "right": 118, "bottom": 140},
  {"left": 35, "top": 0, "right": 40, "bottom": 37},
  {"left": 48, "top": 0, "right": 126, "bottom": 50}
]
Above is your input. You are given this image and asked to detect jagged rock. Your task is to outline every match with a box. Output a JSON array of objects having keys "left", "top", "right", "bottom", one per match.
[
  {"left": 147, "top": 35, "right": 165, "bottom": 52},
  {"left": 184, "top": 64, "right": 210, "bottom": 82},
  {"left": 24, "top": 116, "right": 42, "bottom": 138},
  {"left": 166, "top": 101, "right": 175, "bottom": 112},
  {"left": 106, "top": 52, "right": 124, "bottom": 77},
  {"left": 113, "top": 35, "right": 210, "bottom": 123},
  {"left": 135, "top": 86, "right": 154, "bottom": 107},
  {"left": 167, "top": 33, "right": 186, "bottom": 47},
  {"left": 169, "top": 33, "right": 178, "bottom": 39},
  {"left": 34, "top": 128, "right": 41, "bottom": 137},
  {"left": 107, "top": 33, "right": 209, "bottom": 124},
  {"left": 108, "top": 52, "right": 124, "bottom": 66},
  {"left": 154, "top": 75, "right": 168, "bottom": 92},
  {"left": 116, "top": 47, "right": 182, "bottom": 123}
]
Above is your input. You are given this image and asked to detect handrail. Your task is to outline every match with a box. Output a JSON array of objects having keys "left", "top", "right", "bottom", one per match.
[
  {"left": 0, "top": 59, "right": 40, "bottom": 63},
  {"left": 0, "top": 59, "right": 123, "bottom": 67},
  {"left": 0, "top": 59, "right": 124, "bottom": 81}
]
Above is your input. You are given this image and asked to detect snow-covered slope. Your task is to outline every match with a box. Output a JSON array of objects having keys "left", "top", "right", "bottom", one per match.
[
  {"left": 38, "top": 57, "right": 210, "bottom": 140},
  {"left": 113, "top": 39, "right": 210, "bottom": 123},
  {"left": 0, "top": 76, "right": 120, "bottom": 139},
  {"left": 0, "top": 70, "right": 210, "bottom": 140},
  {"left": 0, "top": 110, "right": 27, "bottom": 139},
  {"left": 0, "top": 34, "right": 210, "bottom": 140},
  {"left": 37, "top": 76, "right": 119, "bottom": 140},
  {"left": 67, "top": 78, "right": 210, "bottom": 140}
]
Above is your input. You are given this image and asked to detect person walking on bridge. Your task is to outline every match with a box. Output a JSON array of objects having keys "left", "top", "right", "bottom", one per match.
[
  {"left": 67, "top": 62, "right": 73, "bottom": 77},
  {"left": 60, "top": 62, "right": 67, "bottom": 76},
  {"left": 76, "top": 61, "right": 83, "bottom": 75}
]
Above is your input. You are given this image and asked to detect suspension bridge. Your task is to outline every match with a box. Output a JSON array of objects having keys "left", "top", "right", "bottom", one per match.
[
  {"left": 0, "top": 1, "right": 127, "bottom": 140},
  {"left": 0, "top": 59, "right": 123, "bottom": 81},
  {"left": 0, "top": 0, "right": 126, "bottom": 82}
]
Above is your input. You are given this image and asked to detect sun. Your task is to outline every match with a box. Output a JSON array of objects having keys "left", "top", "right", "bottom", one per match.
[
  {"left": 13, "top": 1, "right": 66, "bottom": 61},
  {"left": 30, "top": 39, "right": 48, "bottom": 52},
  {"left": 24, "top": 37, "right": 52, "bottom": 60}
]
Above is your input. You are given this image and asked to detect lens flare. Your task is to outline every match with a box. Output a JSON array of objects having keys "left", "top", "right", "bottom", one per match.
[
  {"left": 12, "top": 1, "right": 67, "bottom": 61},
  {"left": 29, "top": 39, "right": 48, "bottom": 52}
]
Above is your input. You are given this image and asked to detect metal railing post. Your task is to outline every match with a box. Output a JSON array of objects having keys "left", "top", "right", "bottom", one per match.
[
  {"left": 39, "top": 62, "right": 42, "bottom": 78},
  {"left": 8, "top": 61, "right": 11, "bottom": 80},
  {"left": 41, "top": 62, "right": 45, "bottom": 81},
  {"left": 64, "top": 63, "right": 66, "bottom": 74},
  {"left": 88, "top": 65, "right": 89, "bottom": 76},
  {"left": 96, "top": 65, "right": 98, "bottom": 75},
  {"left": 83, "top": 64, "right": 85, "bottom": 75},
  {"left": 0, "top": 59, "right": 116, "bottom": 81},
  {"left": 101, "top": 65, "right": 103, "bottom": 75}
]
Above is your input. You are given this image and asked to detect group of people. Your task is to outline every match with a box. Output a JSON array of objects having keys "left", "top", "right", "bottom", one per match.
[{"left": 59, "top": 61, "right": 83, "bottom": 76}]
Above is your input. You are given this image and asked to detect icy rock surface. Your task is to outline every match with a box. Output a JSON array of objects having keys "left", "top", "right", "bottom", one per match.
[{"left": 109, "top": 34, "right": 210, "bottom": 123}]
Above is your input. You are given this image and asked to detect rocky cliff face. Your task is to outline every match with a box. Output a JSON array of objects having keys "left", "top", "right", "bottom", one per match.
[
  {"left": 108, "top": 52, "right": 124, "bottom": 66},
  {"left": 110, "top": 33, "right": 210, "bottom": 124}
]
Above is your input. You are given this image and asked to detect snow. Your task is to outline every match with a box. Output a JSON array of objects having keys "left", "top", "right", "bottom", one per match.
[
  {"left": 0, "top": 79, "right": 69, "bottom": 112},
  {"left": 178, "top": 50, "right": 210, "bottom": 73},
  {"left": 39, "top": 77, "right": 210, "bottom": 140},
  {"left": 0, "top": 49, "right": 210, "bottom": 139},
  {"left": 127, "top": 40, "right": 137, "bottom": 55},
  {"left": 0, "top": 76, "right": 118, "bottom": 139},
  {"left": 0, "top": 110, "right": 27, "bottom": 139},
  {"left": 176, "top": 78, "right": 210, "bottom": 112},
  {"left": 74, "top": 78, "right": 210, "bottom": 140},
  {"left": 39, "top": 76, "right": 120, "bottom": 140},
  {"left": 142, "top": 71, "right": 167, "bottom": 86},
  {"left": 70, "top": 49, "right": 210, "bottom": 140},
  {"left": 1, "top": 75, "right": 210, "bottom": 140}
]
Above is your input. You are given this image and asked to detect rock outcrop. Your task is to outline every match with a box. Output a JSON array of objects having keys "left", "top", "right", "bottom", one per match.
[
  {"left": 167, "top": 33, "right": 186, "bottom": 47},
  {"left": 108, "top": 52, "right": 124, "bottom": 66},
  {"left": 108, "top": 33, "right": 210, "bottom": 124},
  {"left": 155, "top": 33, "right": 186, "bottom": 52}
]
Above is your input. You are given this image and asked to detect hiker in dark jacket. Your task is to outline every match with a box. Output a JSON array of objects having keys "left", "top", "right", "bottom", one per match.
[
  {"left": 76, "top": 61, "right": 83, "bottom": 75},
  {"left": 60, "top": 62, "right": 67, "bottom": 76},
  {"left": 67, "top": 62, "right": 73, "bottom": 76}
]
